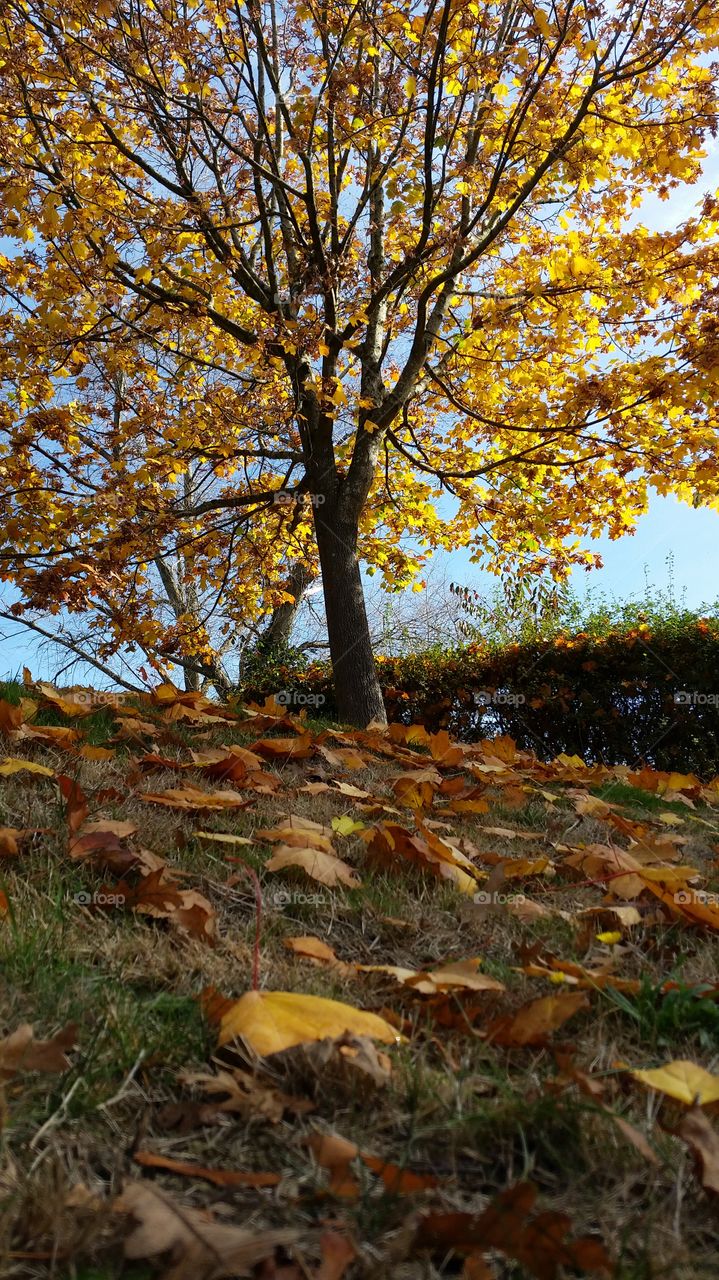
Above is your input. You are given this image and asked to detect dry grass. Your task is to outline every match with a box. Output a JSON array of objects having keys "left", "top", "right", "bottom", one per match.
[{"left": 2, "top": 692, "right": 719, "bottom": 1279}]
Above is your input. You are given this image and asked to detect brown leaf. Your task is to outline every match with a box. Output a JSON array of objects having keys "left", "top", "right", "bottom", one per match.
[
  {"left": 612, "top": 1115, "right": 659, "bottom": 1166},
  {"left": 57, "top": 775, "right": 89, "bottom": 834},
  {"left": 415, "top": 1181, "right": 611, "bottom": 1279},
  {"left": 284, "top": 936, "right": 346, "bottom": 968},
  {"left": 133, "top": 1150, "right": 281, "bottom": 1188},
  {"left": 675, "top": 1105, "right": 719, "bottom": 1197},
  {"left": 266, "top": 845, "right": 361, "bottom": 888},
  {"left": 256, "top": 818, "right": 335, "bottom": 852},
  {"left": 250, "top": 734, "right": 315, "bottom": 761},
  {"left": 178, "top": 1065, "right": 314, "bottom": 1125},
  {"left": 0, "top": 827, "right": 22, "bottom": 857},
  {"left": 142, "top": 785, "right": 252, "bottom": 811},
  {"left": 391, "top": 769, "right": 440, "bottom": 810},
  {"left": 309, "top": 1131, "right": 436, "bottom": 1199},
  {"left": 114, "top": 1179, "right": 297, "bottom": 1278},
  {"left": 0, "top": 699, "right": 23, "bottom": 735},
  {"left": 107, "top": 869, "right": 217, "bottom": 942},
  {"left": 485, "top": 992, "right": 589, "bottom": 1047},
  {"left": 0, "top": 1023, "right": 77, "bottom": 1080},
  {"left": 364, "top": 822, "right": 478, "bottom": 896},
  {"left": 315, "top": 1231, "right": 357, "bottom": 1280}
]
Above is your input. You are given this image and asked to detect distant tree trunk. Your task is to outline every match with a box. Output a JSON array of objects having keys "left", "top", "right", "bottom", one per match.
[
  {"left": 254, "top": 561, "right": 315, "bottom": 657},
  {"left": 313, "top": 504, "right": 386, "bottom": 727}
]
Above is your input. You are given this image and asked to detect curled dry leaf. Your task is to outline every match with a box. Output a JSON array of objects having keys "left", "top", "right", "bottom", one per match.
[
  {"left": 250, "top": 734, "right": 315, "bottom": 761},
  {"left": 218, "top": 990, "right": 402, "bottom": 1055},
  {"left": 315, "top": 1230, "right": 357, "bottom": 1280},
  {"left": 415, "top": 1180, "right": 611, "bottom": 1280},
  {"left": 114, "top": 1179, "right": 298, "bottom": 1279},
  {"left": 178, "top": 1064, "right": 314, "bottom": 1125},
  {"left": 266, "top": 844, "right": 361, "bottom": 889},
  {"left": 105, "top": 869, "right": 217, "bottom": 943},
  {"left": 284, "top": 936, "right": 350, "bottom": 970},
  {"left": 364, "top": 822, "right": 478, "bottom": 896},
  {"left": 133, "top": 1150, "right": 281, "bottom": 1188},
  {"left": 309, "top": 1130, "right": 436, "bottom": 1199},
  {"left": 675, "top": 1104, "right": 719, "bottom": 1197},
  {"left": 0, "top": 826, "right": 22, "bottom": 856},
  {"left": 0, "top": 1023, "right": 77, "bottom": 1080},
  {"left": 358, "top": 958, "right": 505, "bottom": 996},
  {"left": 142, "top": 785, "right": 252, "bottom": 811},
  {"left": 484, "top": 992, "right": 589, "bottom": 1047},
  {"left": 256, "top": 820, "right": 335, "bottom": 851}
]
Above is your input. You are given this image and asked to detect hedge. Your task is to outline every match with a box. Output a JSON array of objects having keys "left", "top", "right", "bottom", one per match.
[{"left": 240, "top": 616, "right": 719, "bottom": 776}]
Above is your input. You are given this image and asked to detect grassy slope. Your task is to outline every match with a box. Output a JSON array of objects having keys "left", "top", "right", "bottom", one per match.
[{"left": 1, "top": 682, "right": 719, "bottom": 1279}]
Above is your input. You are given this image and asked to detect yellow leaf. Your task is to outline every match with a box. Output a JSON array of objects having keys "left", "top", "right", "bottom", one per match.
[
  {"left": 0, "top": 757, "right": 54, "bottom": 777},
  {"left": 631, "top": 1060, "right": 719, "bottom": 1106},
  {"left": 404, "top": 75, "right": 416, "bottom": 97},
  {"left": 331, "top": 815, "right": 366, "bottom": 836},
  {"left": 218, "top": 990, "right": 402, "bottom": 1054},
  {"left": 596, "top": 931, "right": 622, "bottom": 945}
]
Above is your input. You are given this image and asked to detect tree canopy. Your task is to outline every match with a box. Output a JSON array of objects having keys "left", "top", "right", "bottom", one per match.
[{"left": 0, "top": 0, "right": 718, "bottom": 720}]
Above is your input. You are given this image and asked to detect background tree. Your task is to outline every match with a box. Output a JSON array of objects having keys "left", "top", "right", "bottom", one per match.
[{"left": 1, "top": 0, "right": 718, "bottom": 723}]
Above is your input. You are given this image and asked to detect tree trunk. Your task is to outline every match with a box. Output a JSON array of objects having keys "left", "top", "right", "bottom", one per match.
[
  {"left": 313, "top": 505, "right": 386, "bottom": 727},
  {"left": 254, "top": 561, "right": 315, "bottom": 657}
]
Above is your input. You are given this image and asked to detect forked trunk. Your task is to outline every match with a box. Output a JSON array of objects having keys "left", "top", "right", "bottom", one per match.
[{"left": 314, "top": 505, "right": 387, "bottom": 727}]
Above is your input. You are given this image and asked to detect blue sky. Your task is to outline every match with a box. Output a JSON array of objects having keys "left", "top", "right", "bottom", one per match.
[{"left": 439, "top": 494, "right": 719, "bottom": 612}]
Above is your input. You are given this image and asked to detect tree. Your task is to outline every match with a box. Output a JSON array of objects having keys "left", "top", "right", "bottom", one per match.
[
  {"left": 0, "top": 358, "right": 318, "bottom": 693},
  {"left": 0, "top": 0, "right": 717, "bottom": 723}
]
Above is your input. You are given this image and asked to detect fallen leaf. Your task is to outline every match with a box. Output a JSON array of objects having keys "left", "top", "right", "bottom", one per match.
[
  {"left": 0, "top": 757, "right": 54, "bottom": 777},
  {"left": 315, "top": 1230, "right": 357, "bottom": 1280},
  {"left": 178, "top": 1065, "right": 313, "bottom": 1125},
  {"left": 133, "top": 1150, "right": 281, "bottom": 1188},
  {"left": 284, "top": 936, "right": 345, "bottom": 966},
  {"left": 631, "top": 1060, "right": 719, "bottom": 1106},
  {"left": 675, "top": 1105, "right": 719, "bottom": 1197},
  {"left": 485, "top": 992, "right": 589, "bottom": 1047},
  {"left": 266, "top": 845, "right": 361, "bottom": 889},
  {"left": 250, "top": 734, "right": 315, "bottom": 760},
  {"left": 309, "top": 1131, "right": 436, "bottom": 1198},
  {"left": 0, "top": 827, "right": 22, "bottom": 856},
  {"left": 0, "top": 1023, "right": 77, "bottom": 1080},
  {"left": 142, "top": 785, "right": 252, "bottom": 811},
  {"left": 218, "top": 990, "right": 402, "bottom": 1055},
  {"left": 415, "top": 1180, "right": 611, "bottom": 1278},
  {"left": 57, "top": 775, "right": 89, "bottom": 833},
  {"left": 114, "top": 1179, "right": 297, "bottom": 1277}
]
